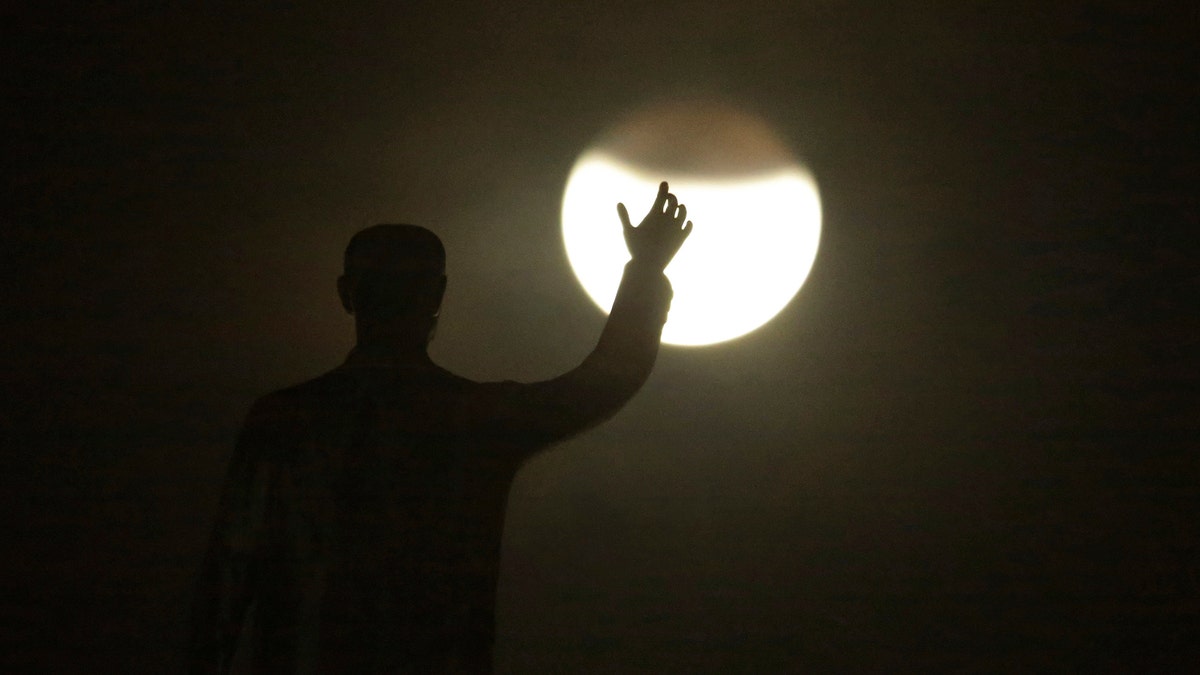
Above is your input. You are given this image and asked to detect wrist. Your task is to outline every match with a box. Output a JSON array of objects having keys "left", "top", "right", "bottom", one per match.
[
  {"left": 625, "top": 256, "right": 667, "bottom": 277},
  {"left": 621, "top": 259, "right": 673, "bottom": 301}
]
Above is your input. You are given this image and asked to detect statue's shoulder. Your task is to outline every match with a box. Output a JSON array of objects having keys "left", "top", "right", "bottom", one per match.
[
  {"left": 252, "top": 364, "right": 492, "bottom": 424},
  {"left": 279, "top": 369, "right": 360, "bottom": 399},
  {"left": 246, "top": 369, "right": 360, "bottom": 425}
]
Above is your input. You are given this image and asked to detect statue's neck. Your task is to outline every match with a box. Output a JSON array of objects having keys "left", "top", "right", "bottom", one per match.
[{"left": 349, "top": 318, "right": 435, "bottom": 367}]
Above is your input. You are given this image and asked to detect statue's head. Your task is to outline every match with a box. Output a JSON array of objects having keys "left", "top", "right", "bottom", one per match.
[{"left": 338, "top": 224, "right": 447, "bottom": 340}]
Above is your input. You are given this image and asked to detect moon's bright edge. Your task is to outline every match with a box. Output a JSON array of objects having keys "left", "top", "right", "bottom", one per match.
[{"left": 562, "top": 151, "right": 822, "bottom": 346}]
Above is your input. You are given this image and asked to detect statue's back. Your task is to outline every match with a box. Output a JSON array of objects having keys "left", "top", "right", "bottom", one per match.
[{"left": 245, "top": 364, "right": 523, "bottom": 673}]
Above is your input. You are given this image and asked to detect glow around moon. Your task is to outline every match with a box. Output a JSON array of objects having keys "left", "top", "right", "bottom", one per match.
[{"left": 561, "top": 111, "right": 821, "bottom": 346}]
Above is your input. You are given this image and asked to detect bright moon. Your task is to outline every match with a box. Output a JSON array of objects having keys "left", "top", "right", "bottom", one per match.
[{"left": 561, "top": 103, "right": 822, "bottom": 346}]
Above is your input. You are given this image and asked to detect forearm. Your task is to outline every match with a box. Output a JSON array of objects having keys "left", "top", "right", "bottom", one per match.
[
  {"left": 189, "top": 406, "right": 276, "bottom": 673},
  {"left": 579, "top": 259, "right": 673, "bottom": 401},
  {"left": 188, "top": 536, "right": 252, "bottom": 674}
]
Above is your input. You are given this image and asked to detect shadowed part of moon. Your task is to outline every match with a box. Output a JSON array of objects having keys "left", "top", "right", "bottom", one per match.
[{"left": 594, "top": 101, "right": 796, "bottom": 178}]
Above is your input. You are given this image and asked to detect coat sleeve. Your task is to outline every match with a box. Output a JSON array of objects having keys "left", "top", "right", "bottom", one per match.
[
  {"left": 188, "top": 398, "right": 281, "bottom": 674},
  {"left": 461, "top": 258, "right": 674, "bottom": 449}
]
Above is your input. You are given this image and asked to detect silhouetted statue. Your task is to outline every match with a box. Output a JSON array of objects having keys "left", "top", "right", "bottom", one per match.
[{"left": 190, "top": 182, "right": 693, "bottom": 673}]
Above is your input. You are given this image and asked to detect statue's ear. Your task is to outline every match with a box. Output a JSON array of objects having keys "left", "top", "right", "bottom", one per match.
[
  {"left": 337, "top": 275, "right": 355, "bottom": 315},
  {"left": 435, "top": 275, "right": 447, "bottom": 310},
  {"left": 420, "top": 275, "right": 448, "bottom": 318}
]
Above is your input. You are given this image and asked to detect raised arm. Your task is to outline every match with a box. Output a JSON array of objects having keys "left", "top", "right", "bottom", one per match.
[{"left": 466, "top": 181, "right": 693, "bottom": 447}]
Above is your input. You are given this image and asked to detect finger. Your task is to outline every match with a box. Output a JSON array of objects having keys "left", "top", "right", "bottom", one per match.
[
  {"left": 682, "top": 220, "right": 694, "bottom": 240},
  {"left": 664, "top": 192, "right": 678, "bottom": 215},
  {"left": 616, "top": 202, "right": 632, "bottom": 231},
  {"left": 653, "top": 181, "right": 668, "bottom": 210},
  {"left": 675, "top": 203, "right": 687, "bottom": 225}
]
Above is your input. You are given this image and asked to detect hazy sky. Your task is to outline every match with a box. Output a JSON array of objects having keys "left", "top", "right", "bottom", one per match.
[{"left": 4, "top": 2, "right": 1196, "bottom": 671}]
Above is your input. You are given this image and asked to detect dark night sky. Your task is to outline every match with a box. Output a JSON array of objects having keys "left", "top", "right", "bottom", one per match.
[{"left": 3, "top": 1, "right": 1197, "bottom": 671}]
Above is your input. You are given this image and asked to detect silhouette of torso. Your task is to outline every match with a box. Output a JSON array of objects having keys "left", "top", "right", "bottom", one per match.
[
  {"left": 192, "top": 262, "right": 672, "bottom": 674},
  {"left": 252, "top": 365, "right": 553, "bottom": 672}
]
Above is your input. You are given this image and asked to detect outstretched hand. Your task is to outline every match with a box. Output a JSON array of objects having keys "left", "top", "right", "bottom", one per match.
[{"left": 617, "top": 181, "right": 693, "bottom": 272}]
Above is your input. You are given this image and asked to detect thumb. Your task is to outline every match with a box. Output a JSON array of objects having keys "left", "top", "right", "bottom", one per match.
[{"left": 616, "top": 203, "right": 633, "bottom": 232}]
